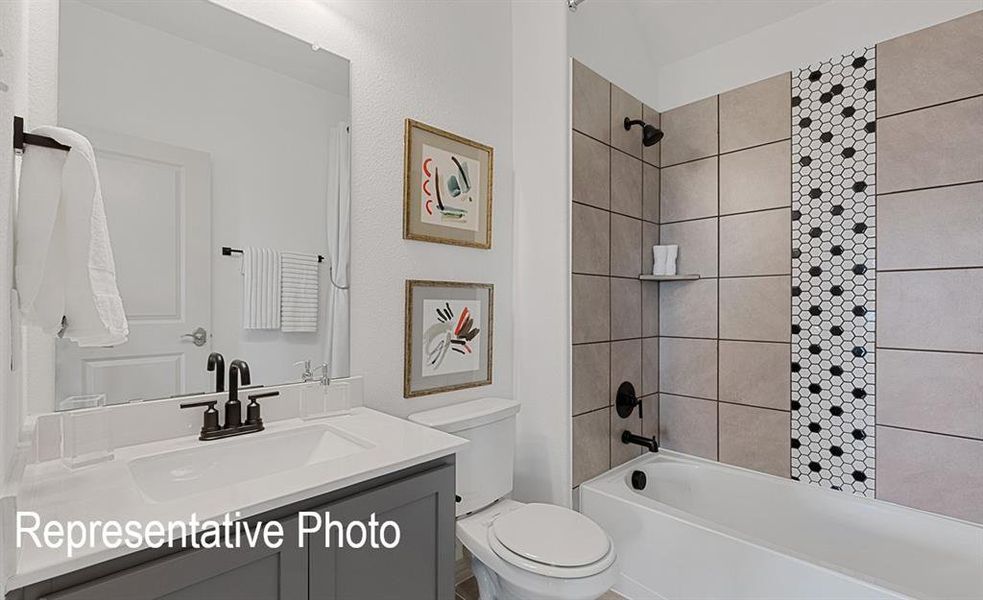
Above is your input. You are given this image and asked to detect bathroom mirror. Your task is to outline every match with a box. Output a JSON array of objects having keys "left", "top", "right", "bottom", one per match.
[{"left": 42, "top": 0, "right": 350, "bottom": 410}]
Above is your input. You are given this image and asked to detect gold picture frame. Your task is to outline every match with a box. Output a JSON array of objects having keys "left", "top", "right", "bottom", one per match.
[
  {"left": 403, "top": 119, "right": 493, "bottom": 249},
  {"left": 404, "top": 280, "right": 494, "bottom": 398}
]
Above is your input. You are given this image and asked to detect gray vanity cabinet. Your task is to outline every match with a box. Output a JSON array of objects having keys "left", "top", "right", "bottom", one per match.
[
  {"left": 8, "top": 459, "right": 455, "bottom": 600},
  {"left": 41, "top": 518, "right": 306, "bottom": 600},
  {"left": 308, "top": 465, "right": 456, "bottom": 600}
]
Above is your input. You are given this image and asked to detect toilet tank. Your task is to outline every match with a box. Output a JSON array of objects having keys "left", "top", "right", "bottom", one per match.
[{"left": 409, "top": 397, "right": 520, "bottom": 517}]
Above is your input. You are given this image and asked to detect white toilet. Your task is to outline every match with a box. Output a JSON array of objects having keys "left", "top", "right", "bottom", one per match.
[{"left": 409, "top": 398, "right": 617, "bottom": 600}]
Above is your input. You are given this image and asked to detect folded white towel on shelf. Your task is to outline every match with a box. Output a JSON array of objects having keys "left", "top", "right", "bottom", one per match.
[
  {"left": 15, "top": 126, "right": 128, "bottom": 347},
  {"left": 280, "top": 252, "right": 319, "bottom": 333},
  {"left": 241, "top": 248, "right": 281, "bottom": 329}
]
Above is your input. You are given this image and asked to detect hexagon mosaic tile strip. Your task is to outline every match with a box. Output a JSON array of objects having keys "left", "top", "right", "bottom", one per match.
[{"left": 791, "top": 47, "right": 876, "bottom": 496}]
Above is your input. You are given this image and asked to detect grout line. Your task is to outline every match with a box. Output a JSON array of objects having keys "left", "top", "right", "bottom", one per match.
[
  {"left": 877, "top": 266, "right": 983, "bottom": 274},
  {"left": 876, "top": 92, "right": 983, "bottom": 120},
  {"left": 571, "top": 200, "right": 657, "bottom": 226},
  {"left": 660, "top": 335, "right": 790, "bottom": 345},
  {"left": 875, "top": 346, "right": 983, "bottom": 356},
  {"left": 661, "top": 204, "right": 790, "bottom": 226},
  {"left": 876, "top": 424, "right": 983, "bottom": 444},
  {"left": 607, "top": 81, "right": 613, "bottom": 471},
  {"left": 572, "top": 127, "right": 661, "bottom": 169},
  {"left": 876, "top": 179, "right": 983, "bottom": 197},
  {"left": 718, "top": 137, "right": 792, "bottom": 158},
  {"left": 788, "top": 68, "right": 795, "bottom": 480},
  {"left": 718, "top": 273, "right": 793, "bottom": 280},
  {"left": 716, "top": 93, "right": 721, "bottom": 462},
  {"left": 660, "top": 153, "right": 717, "bottom": 170}
]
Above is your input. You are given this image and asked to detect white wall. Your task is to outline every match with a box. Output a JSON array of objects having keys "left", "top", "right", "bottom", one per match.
[
  {"left": 210, "top": 0, "right": 515, "bottom": 421},
  {"left": 567, "top": 0, "right": 660, "bottom": 107},
  {"left": 656, "top": 0, "right": 982, "bottom": 109},
  {"left": 512, "top": 1, "right": 572, "bottom": 506},
  {"left": 53, "top": 1, "right": 347, "bottom": 403}
]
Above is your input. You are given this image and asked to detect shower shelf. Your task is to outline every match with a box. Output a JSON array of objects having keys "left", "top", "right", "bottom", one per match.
[{"left": 638, "top": 274, "right": 701, "bottom": 282}]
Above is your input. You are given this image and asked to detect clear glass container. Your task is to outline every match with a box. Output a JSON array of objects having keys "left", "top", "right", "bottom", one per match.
[
  {"left": 299, "top": 382, "right": 350, "bottom": 420},
  {"left": 60, "top": 394, "right": 114, "bottom": 468}
]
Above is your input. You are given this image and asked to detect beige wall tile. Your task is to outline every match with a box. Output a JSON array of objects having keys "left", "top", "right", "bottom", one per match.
[
  {"left": 719, "top": 403, "right": 790, "bottom": 478},
  {"left": 659, "top": 394, "right": 718, "bottom": 459},
  {"left": 572, "top": 202, "right": 610, "bottom": 275},
  {"left": 879, "top": 97, "right": 983, "bottom": 194},
  {"left": 572, "top": 274, "right": 610, "bottom": 344},
  {"left": 573, "top": 131, "right": 610, "bottom": 210},
  {"left": 879, "top": 349, "right": 983, "bottom": 439},
  {"left": 719, "top": 276, "right": 791, "bottom": 342},
  {"left": 572, "top": 60, "right": 610, "bottom": 143},
  {"left": 877, "top": 426, "right": 983, "bottom": 523},
  {"left": 641, "top": 222, "right": 660, "bottom": 276},
  {"left": 877, "top": 11, "right": 983, "bottom": 117},
  {"left": 720, "top": 141, "right": 791, "bottom": 215},
  {"left": 878, "top": 269, "right": 983, "bottom": 353},
  {"left": 719, "top": 73, "right": 791, "bottom": 153},
  {"left": 573, "top": 408, "right": 611, "bottom": 486},
  {"left": 610, "top": 339, "right": 641, "bottom": 405},
  {"left": 643, "top": 105, "right": 661, "bottom": 167},
  {"left": 641, "top": 394, "right": 659, "bottom": 441},
  {"left": 660, "top": 278, "right": 718, "bottom": 338},
  {"left": 611, "top": 214, "right": 642, "bottom": 277},
  {"left": 611, "top": 150, "right": 643, "bottom": 218},
  {"left": 661, "top": 96, "right": 718, "bottom": 166},
  {"left": 642, "top": 337, "right": 659, "bottom": 396},
  {"left": 719, "top": 209, "right": 791, "bottom": 277},
  {"left": 641, "top": 281, "right": 659, "bottom": 338},
  {"left": 611, "top": 406, "right": 643, "bottom": 467},
  {"left": 661, "top": 157, "right": 718, "bottom": 223},
  {"left": 878, "top": 183, "right": 983, "bottom": 270},
  {"left": 610, "top": 277, "right": 641, "bottom": 341},
  {"left": 659, "top": 337, "right": 717, "bottom": 400},
  {"left": 643, "top": 162, "right": 660, "bottom": 223},
  {"left": 611, "top": 84, "right": 643, "bottom": 158},
  {"left": 719, "top": 341, "right": 791, "bottom": 411},
  {"left": 660, "top": 218, "right": 718, "bottom": 277},
  {"left": 573, "top": 343, "right": 610, "bottom": 416}
]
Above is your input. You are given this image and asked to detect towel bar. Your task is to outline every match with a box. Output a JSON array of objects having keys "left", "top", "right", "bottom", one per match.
[
  {"left": 221, "top": 246, "right": 324, "bottom": 263},
  {"left": 13, "top": 116, "right": 71, "bottom": 153}
]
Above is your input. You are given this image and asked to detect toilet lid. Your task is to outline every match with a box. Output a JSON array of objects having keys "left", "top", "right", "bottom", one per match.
[{"left": 490, "top": 503, "right": 610, "bottom": 568}]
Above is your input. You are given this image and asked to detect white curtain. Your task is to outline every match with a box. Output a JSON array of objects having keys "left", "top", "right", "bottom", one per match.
[{"left": 324, "top": 122, "right": 350, "bottom": 377}]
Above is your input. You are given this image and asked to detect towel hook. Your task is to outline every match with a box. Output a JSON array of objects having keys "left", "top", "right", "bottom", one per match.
[{"left": 13, "top": 116, "right": 71, "bottom": 154}]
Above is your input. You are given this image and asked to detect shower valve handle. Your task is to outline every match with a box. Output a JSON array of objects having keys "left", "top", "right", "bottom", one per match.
[{"left": 616, "top": 381, "right": 642, "bottom": 419}]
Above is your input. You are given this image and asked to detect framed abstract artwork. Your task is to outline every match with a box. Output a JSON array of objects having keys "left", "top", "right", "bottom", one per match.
[
  {"left": 404, "top": 280, "right": 494, "bottom": 398},
  {"left": 403, "top": 119, "right": 493, "bottom": 249}
]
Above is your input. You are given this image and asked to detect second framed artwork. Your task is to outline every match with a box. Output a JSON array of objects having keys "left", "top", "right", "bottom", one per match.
[
  {"left": 404, "top": 280, "right": 493, "bottom": 398},
  {"left": 403, "top": 119, "right": 493, "bottom": 249}
]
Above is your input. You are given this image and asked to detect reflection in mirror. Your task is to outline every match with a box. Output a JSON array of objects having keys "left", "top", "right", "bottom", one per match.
[{"left": 46, "top": 0, "right": 350, "bottom": 410}]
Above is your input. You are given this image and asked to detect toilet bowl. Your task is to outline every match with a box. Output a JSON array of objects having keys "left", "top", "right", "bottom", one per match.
[
  {"left": 457, "top": 499, "right": 617, "bottom": 600},
  {"left": 408, "top": 398, "right": 618, "bottom": 600}
]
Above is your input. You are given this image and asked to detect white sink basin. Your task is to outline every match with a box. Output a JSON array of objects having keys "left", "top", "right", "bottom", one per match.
[{"left": 128, "top": 424, "right": 373, "bottom": 502}]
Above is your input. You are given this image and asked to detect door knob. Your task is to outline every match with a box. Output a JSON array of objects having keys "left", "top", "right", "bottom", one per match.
[{"left": 182, "top": 327, "right": 208, "bottom": 347}]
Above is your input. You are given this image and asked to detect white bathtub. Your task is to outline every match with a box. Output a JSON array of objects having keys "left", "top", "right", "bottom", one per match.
[{"left": 580, "top": 451, "right": 983, "bottom": 600}]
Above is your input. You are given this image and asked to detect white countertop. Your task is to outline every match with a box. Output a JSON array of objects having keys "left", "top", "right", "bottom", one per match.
[{"left": 8, "top": 407, "right": 466, "bottom": 591}]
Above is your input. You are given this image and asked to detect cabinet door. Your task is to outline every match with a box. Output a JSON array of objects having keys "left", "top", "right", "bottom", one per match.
[
  {"left": 43, "top": 517, "right": 306, "bottom": 600},
  {"left": 308, "top": 464, "right": 455, "bottom": 600}
]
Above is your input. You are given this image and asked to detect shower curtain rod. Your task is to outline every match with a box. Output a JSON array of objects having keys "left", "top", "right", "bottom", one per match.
[{"left": 13, "top": 116, "right": 71, "bottom": 153}]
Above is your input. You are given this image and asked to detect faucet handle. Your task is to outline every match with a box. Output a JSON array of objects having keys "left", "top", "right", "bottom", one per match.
[
  {"left": 294, "top": 360, "right": 314, "bottom": 382},
  {"left": 245, "top": 391, "right": 278, "bottom": 428},
  {"left": 180, "top": 400, "right": 220, "bottom": 437},
  {"left": 311, "top": 363, "right": 330, "bottom": 386}
]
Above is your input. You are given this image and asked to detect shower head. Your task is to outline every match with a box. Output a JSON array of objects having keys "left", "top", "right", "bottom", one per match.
[{"left": 624, "top": 117, "right": 664, "bottom": 147}]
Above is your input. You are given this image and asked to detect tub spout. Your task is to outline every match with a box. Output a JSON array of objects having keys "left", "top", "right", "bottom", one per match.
[{"left": 622, "top": 430, "right": 659, "bottom": 453}]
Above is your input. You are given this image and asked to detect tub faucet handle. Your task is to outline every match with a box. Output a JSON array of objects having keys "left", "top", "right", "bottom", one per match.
[{"left": 616, "top": 381, "right": 642, "bottom": 419}]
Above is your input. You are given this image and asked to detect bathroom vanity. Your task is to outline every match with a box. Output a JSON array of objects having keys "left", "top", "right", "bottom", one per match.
[{"left": 5, "top": 408, "right": 465, "bottom": 600}]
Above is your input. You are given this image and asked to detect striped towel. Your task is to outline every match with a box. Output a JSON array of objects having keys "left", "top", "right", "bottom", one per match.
[
  {"left": 241, "top": 248, "right": 280, "bottom": 329},
  {"left": 280, "top": 251, "right": 320, "bottom": 332}
]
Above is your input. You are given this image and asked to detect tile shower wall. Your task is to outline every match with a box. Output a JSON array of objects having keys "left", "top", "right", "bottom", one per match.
[
  {"left": 873, "top": 11, "right": 982, "bottom": 523},
  {"left": 656, "top": 73, "right": 793, "bottom": 479},
  {"left": 571, "top": 60, "right": 660, "bottom": 487}
]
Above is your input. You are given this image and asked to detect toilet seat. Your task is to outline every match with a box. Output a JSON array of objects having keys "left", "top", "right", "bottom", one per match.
[{"left": 486, "top": 503, "right": 616, "bottom": 579}]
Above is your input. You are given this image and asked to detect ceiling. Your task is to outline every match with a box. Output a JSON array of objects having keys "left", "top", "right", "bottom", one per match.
[{"left": 613, "top": 0, "right": 828, "bottom": 67}]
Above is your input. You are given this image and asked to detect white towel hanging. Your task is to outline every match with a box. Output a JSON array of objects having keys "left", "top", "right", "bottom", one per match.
[
  {"left": 280, "top": 252, "right": 319, "bottom": 333},
  {"left": 241, "top": 247, "right": 280, "bottom": 329}
]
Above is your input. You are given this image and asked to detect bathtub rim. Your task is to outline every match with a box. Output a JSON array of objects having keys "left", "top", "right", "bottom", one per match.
[{"left": 579, "top": 450, "right": 983, "bottom": 600}]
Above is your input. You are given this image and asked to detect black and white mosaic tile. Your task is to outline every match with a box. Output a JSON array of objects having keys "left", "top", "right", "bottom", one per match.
[{"left": 791, "top": 47, "right": 876, "bottom": 496}]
